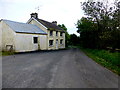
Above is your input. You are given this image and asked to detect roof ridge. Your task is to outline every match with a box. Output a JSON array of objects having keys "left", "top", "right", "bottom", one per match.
[
  {"left": 38, "top": 19, "right": 56, "bottom": 26},
  {"left": 37, "top": 18, "right": 64, "bottom": 31}
]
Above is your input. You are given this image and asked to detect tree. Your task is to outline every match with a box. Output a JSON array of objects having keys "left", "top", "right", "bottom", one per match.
[
  {"left": 58, "top": 24, "right": 70, "bottom": 47},
  {"left": 77, "top": 1, "right": 120, "bottom": 49},
  {"left": 106, "top": 2, "right": 119, "bottom": 50},
  {"left": 76, "top": 17, "right": 98, "bottom": 48},
  {"left": 69, "top": 34, "right": 79, "bottom": 46}
]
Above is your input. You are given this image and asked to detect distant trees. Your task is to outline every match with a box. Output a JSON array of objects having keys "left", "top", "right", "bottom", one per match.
[
  {"left": 69, "top": 34, "right": 80, "bottom": 46},
  {"left": 58, "top": 24, "right": 80, "bottom": 47},
  {"left": 76, "top": 0, "right": 120, "bottom": 50}
]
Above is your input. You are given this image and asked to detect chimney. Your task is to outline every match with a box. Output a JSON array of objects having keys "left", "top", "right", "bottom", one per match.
[
  {"left": 52, "top": 21, "right": 57, "bottom": 25},
  {"left": 30, "top": 13, "right": 38, "bottom": 19}
]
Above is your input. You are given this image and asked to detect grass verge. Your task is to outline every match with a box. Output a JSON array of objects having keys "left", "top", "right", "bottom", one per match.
[
  {"left": 0, "top": 52, "right": 1, "bottom": 56},
  {"left": 79, "top": 47, "right": 120, "bottom": 75},
  {"left": 0, "top": 51, "right": 15, "bottom": 56}
]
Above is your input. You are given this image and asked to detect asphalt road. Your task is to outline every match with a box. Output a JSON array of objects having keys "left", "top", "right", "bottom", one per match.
[{"left": 2, "top": 48, "right": 118, "bottom": 88}]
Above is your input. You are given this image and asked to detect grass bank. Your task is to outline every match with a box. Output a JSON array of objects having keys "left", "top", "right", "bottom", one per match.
[{"left": 79, "top": 47, "right": 120, "bottom": 75}]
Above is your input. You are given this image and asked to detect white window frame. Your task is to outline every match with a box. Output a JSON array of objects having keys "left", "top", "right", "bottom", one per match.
[
  {"left": 33, "top": 37, "right": 38, "bottom": 44},
  {"left": 49, "top": 40, "right": 54, "bottom": 46},
  {"left": 56, "top": 31, "right": 58, "bottom": 36},
  {"left": 60, "top": 39, "right": 63, "bottom": 45},
  {"left": 60, "top": 32, "right": 63, "bottom": 37},
  {"left": 50, "top": 31, "right": 53, "bottom": 36}
]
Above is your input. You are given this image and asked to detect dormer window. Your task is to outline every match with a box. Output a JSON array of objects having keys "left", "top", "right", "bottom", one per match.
[{"left": 50, "top": 31, "right": 53, "bottom": 36}]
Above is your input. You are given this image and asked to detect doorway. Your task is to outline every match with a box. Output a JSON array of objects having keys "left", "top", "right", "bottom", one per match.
[{"left": 56, "top": 39, "right": 58, "bottom": 49}]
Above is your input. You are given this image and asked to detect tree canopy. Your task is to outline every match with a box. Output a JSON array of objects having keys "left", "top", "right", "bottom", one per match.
[{"left": 76, "top": 0, "right": 120, "bottom": 50}]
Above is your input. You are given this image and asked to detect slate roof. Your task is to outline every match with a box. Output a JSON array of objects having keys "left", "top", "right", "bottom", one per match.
[
  {"left": 37, "top": 19, "right": 65, "bottom": 32},
  {"left": 3, "top": 20, "right": 47, "bottom": 34}
]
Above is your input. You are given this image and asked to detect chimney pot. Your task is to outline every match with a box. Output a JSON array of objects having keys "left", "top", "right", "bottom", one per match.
[
  {"left": 52, "top": 21, "right": 57, "bottom": 25},
  {"left": 30, "top": 13, "right": 38, "bottom": 19}
]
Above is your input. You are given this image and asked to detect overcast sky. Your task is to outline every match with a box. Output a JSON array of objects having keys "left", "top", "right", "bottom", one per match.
[
  {"left": 0, "top": 0, "right": 87, "bottom": 35},
  {"left": 0, "top": 0, "right": 114, "bottom": 35}
]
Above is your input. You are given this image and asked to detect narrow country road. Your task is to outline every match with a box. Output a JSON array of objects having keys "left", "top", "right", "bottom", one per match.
[{"left": 2, "top": 48, "right": 118, "bottom": 88}]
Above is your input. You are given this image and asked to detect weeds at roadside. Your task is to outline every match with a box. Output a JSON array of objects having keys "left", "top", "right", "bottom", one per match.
[{"left": 78, "top": 47, "right": 120, "bottom": 75}]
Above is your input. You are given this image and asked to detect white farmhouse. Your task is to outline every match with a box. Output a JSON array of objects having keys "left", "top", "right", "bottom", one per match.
[{"left": 0, "top": 13, "right": 65, "bottom": 52}]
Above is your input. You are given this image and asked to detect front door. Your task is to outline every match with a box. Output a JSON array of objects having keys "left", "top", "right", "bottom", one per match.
[{"left": 56, "top": 39, "right": 58, "bottom": 49}]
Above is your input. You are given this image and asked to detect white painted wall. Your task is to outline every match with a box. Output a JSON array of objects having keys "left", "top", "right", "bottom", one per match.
[
  {"left": 59, "top": 33, "right": 65, "bottom": 49},
  {"left": 47, "top": 31, "right": 65, "bottom": 50},
  {"left": 1, "top": 21, "right": 16, "bottom": 51},
  {"left": 15, "top": 33, "right": 37, "bottom": 52},
  {"left": 15, "top": 33, "right": 41, "bottom": 52},
  {"left": 14, "top": 33, "right": 47, "bottom": 52},
  {"left": 0, "top": 21, "right": 2, "bottom": 51},
  {"left": 39, "top": 35, "right": 47, "bottom": 50}
]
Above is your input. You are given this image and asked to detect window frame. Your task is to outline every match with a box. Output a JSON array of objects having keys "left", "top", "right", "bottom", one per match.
[
  {"left": 60, "top": 39, "right": 63, "bottom": 45},
  {"left": 33, "top": 37, "right": 38, "bottom": 44},
  {"left": 49, "top": 40, "right": 54, "bottom": 46},
  {"left": 50, "top": 31, "right": 53, "bottom": 36},
  {"left": 60, "top": 32, "right": 63, "bottom": 36},
  {"left": 56, "top": 31, "right": 58, "bottom": 36}
]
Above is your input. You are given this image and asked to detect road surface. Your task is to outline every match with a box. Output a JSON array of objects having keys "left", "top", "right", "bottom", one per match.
[{"left": 2, "top": 48, "right": 118, "bottom": 88}]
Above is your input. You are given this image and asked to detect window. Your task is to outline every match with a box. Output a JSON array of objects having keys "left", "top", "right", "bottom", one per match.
[
  {"left": 50, "top": 31, "right": 53, "bottom": 36},
  {"left": 49, "top": 40, "right": 54, "bottom": 46},
  {"left": 60, "top": 32, "right": 63, "bottom": 36},
  {"left": 33, "top": 37, "right": 38, "bottom": 44},
  {"left": 60, "top": 39, "right": 63, "bottom": 44},
  {"left": 56, "top": 31, "right": 58, "bottom": 36},
  {"left": 56, "top": 39, "right": 58, "bottom": 44}
]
